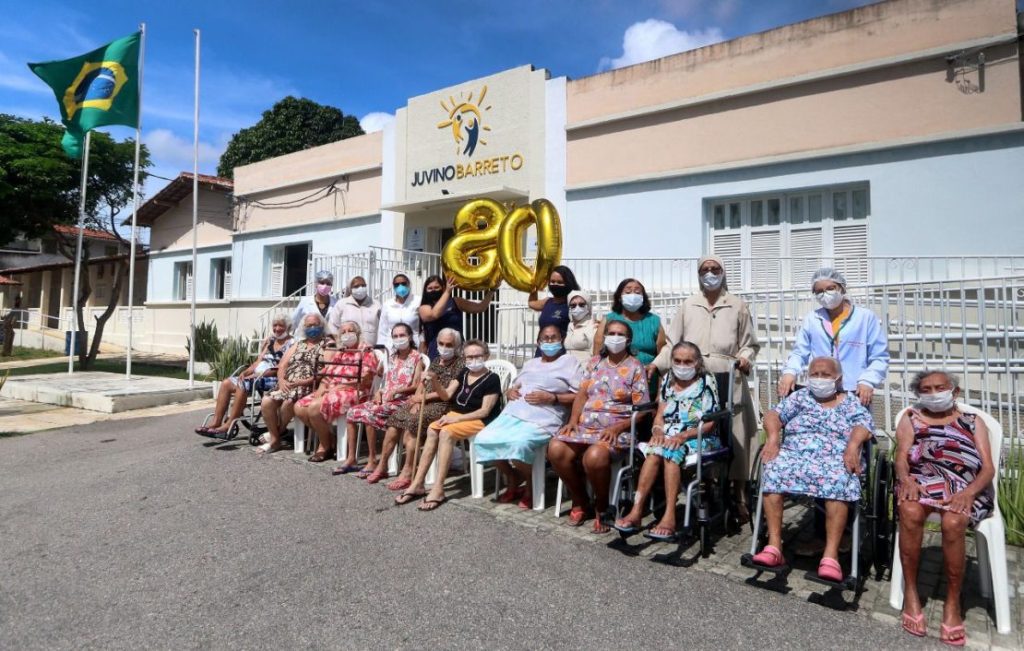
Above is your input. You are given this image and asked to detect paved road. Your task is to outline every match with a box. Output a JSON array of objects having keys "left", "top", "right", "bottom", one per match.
[{"left": 0, "top": 412, "right": 927, "bottom": 650}]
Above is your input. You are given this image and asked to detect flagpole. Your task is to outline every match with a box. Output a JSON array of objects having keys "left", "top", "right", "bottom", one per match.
[
  {"left": 188, "top": 28, "right": 200, "bottom": 388},
  {"left": 126, "top": 23, "right": 146, "bottom": 379},
  {"left": 68, "top": 130, "right": 91, "bottom": 375}
]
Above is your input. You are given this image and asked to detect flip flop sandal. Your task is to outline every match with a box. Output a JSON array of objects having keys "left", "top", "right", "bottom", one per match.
[
  {"left": 817, "top": 557, "right": 844, "bottom": 582},
  {"left": 386, "top": 477, "right": 412, "bottom": 492},
  {"left": 643, "top": 526, "right": 678, "bottom": 542},
  {"left": 939, "top": 624, "right": 966, "bottom": 647},
  {"left": 365, "top": 471, "right": 386, "bottom": 484},
  {"left": 591, "top": 519, "right": 611, "bottom": 534},
  {"left": 497, "top": 486, "right": 524, "bottom": 504},
  {"left": 394, "top": 491, "right": 426, "bottom": 505},
  {"left": 332, "top": 464, "right": 360, "bottom": 475},
  {"left": 417, "top": 497, "right": 447, "bottom": 511},
  {"left": 355, "top": 467, "right": 375, "bottom": 479},
  {"left": 567, "top": 507, "right": 587, "bottom": 526},
  {"left": 901, "top": 612, "right": 926, "bottom": 638},
  {"left": 517, "top": 492, "right": 533, "bottom": 510},
  {"left": 612, "top": 519, "right": 642, "bottom": 535},
  {"left": 751, "top": 545, "right": 785, "bottom": 567},
  {"left": 308, "top": 452, "right": 329, "bottom": 463}
]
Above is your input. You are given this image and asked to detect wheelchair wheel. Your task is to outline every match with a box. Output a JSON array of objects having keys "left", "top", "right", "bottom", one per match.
[{"left": 870, "top": 448, "right": 896, "bottom": 576}]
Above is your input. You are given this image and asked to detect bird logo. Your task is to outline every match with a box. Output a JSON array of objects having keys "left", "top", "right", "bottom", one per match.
[{"left": 437, "top": 85, "right": 492, "bottom": 157}]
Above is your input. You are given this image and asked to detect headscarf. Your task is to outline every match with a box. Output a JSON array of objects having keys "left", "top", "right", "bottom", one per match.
[
  {"left": 697, "top": 255, "right": 729, "bottom": 292},
  {"left": 567, "top": 290, "right": 592, "bottom": 322}
]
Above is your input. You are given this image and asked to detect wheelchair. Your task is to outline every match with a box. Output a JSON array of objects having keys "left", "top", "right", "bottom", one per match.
[
  {"left": 739, "top": 420, "right": 896, "bottom": 593},
  {"left": 199, "top": 364, "right": 281, "bottom": 446},
  {"left": 607, "top": 365, "right": 739, "bottom": 561}
]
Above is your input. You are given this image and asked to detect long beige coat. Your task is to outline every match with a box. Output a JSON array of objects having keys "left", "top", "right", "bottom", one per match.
[{"left": 654, "top": 292, "right": 760, "bottom": 481}]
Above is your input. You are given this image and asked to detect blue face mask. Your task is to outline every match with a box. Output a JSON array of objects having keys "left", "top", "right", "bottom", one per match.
[
  {"left": 304, "top": 326, "right": 324, "bottom": 339},
  {"left": 395, "top": 284, "right": 410, "bottom": 298},
  {"left": 539, "top": 342, "right": 563, "bottom": 357}
]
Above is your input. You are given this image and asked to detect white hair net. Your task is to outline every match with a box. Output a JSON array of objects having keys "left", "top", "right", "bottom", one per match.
[
  {"left": 810, "top": 267, "right": 847, "bottom": 289},
  {"left": 314, "top": 270, "right": 334, "bottom": 283}
]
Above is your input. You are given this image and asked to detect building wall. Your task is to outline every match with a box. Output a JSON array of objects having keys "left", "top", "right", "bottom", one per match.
[
  {"left": 234, "top": 170, "right": 382, "bottom": 234},
  {"left": 148, "top": 188, "right": 234, "bottom": 252},
  {"left": 147, "top": 245, "right": 231, "bottom": 303}
]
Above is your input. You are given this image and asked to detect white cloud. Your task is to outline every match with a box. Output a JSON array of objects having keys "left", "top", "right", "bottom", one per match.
[
  {"left": 144, "top": 128, "right": 225, "bottom": 176},
  {"left": 0, "top": 52, "right": 51, "bottom": 95},
  {"left": 599, "top": 19, "right": 725, "bottom": 71},
  {"left": 359, "top": 111, "right": 394, "bottom": 133}
]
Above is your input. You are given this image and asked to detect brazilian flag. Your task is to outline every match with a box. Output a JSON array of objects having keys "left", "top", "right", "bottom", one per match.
[{"left": 28, "top": 32, "right": 141, "bottom": 159}]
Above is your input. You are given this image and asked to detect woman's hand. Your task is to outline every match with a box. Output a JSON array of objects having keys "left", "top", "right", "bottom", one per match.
[
  {"left": 557, "top": 423, "right": 577, "bottom": 438},
  {"left": 598, "top": 428, "right": 617, "bottom": 445},
  {"left": 842, "top": 442, "right": 862, "bottom": 475},
  {"left": 445, "top": 276, "right": 458, "bottom": 292},
  {"left": 898, "top": 477, "right": 922, "bottom": 503},
  {"left": 777, "top": 375, "right": 796, "bottom": 398},
  {"left": 760, "top": 439, "right": 781, "bottom": 463},
  {"left": 438, "top": 413, "right": 460, "bottom": 426},
  {"left": 524, "top": 390, "right": 554, "bottom": 405},
  {"left": 663, "top": 434, "right": 683, "bottom": 451},
  {"left": 944, "top": 490, "right": 975, "bottom": 516},
  {"left": 645, "top": 363, "right": 658, "bottom": 379},
  {"left": 649, "top": 429, "right": 665, "bottom": 448},
  {"left": 506, "top": 386, "right": 522, "bottom": 402},
  {"left": 277, "top": 379, "right": 292, "bottom": 394}
]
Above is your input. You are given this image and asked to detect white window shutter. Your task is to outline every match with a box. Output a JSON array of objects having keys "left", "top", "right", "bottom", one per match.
[
  {"left": 789, "top": 227, "right": 823, "bottom": 289},
  {"left": 833, "top": 223, "right": 869, "bottom": 285},
  {"left": 749, "top": 231, "right": 781, "bottom": 289},
  {"left": 711, "top": 232, "right": 742, "bottom": 287},
  {"left": 223, "top": 270, "right": 232, "bottom": 300},
  {"left": 185, "top": 273, "right": 194, "bottom": 301},
  {"left": 269, "top": 247, "right": 284, "bottom": 297}
]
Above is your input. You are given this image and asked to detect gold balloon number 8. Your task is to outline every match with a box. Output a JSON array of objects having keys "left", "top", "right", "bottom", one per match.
[{"left": 442, "top": 198, "right": 562, "bottom": 292}]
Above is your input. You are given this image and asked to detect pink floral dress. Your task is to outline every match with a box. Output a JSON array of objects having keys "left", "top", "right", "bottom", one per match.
[
  {"left": 556, "top": 354, "right": 650, "bottom": 450},
  {"left": 346, "top": 352, "right": 420, "bottom": 429},
  {"left": 296, "top": 348, "right": 378, "bottom": 422}
]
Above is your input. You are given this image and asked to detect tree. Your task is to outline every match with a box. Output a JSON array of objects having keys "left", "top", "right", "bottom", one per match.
[
  {"left": 0, "top": 114, "right": 151, "bottom": 368},
  {"left": 216, "top": 96, "right": 363, "bottom": 178}
]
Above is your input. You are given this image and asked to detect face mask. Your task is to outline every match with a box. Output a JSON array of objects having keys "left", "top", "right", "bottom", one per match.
[
  {"left": 549, "top": 284, "right": 570, "bottom": 299},
  {"left": 304, "top": 326, "right": 324, "bottom": 340},
  {"left": 437, "top": 345, "right": 455, "bottom": 360},
  {"left": 621, "top": 293, "right": 644, "bottom": 312},
  {"left": 816, "top": 289, "right": 844, "bottom": 310},
  {"left": 395, "top": 284, "right": 410, "bottom": 298},
  {"left": 808, "top": 377, "right": 838, "bottom": 399},
  {"left": 350, "top": 286, "right": 367, "bottom": 301},
  {"left": 672, "top": 364, "right": 697, "bottom": 381},
  {"left": 569, "top": 306, "right": 589, "bottom": 321},
  {"left": 700, "top": 272, "right": 723, "bottom": 290},
  {"left": 466, "top": 359, "right": 486, "bottom": 372},
  {"left": 605, "top": 334, "right": 628, "bottom": 354},
  {"left": 423, "top": 290, "right": 443, "bottom": 305},
  {"left": 539, "top": 342, "right": 563, "bottom": 357},
  {"left": 316, "top": 283, "right": 332, "bottom": 297},
  {"left": 274, "top": 331, "right": 290, "bottom": 341},
  {"left": 918, "top": 390, "right": 955, "bottom": 412},
  {"left": 393, "top": 336, "right": 410, "bottom": 350},
  {"left": 339, "top": 333, "right": 357, "bottom": 347}
]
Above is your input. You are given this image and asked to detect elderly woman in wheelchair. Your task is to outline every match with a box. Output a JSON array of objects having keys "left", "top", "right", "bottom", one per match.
[
  {"left": 612, "top": 341, "right": 720, "bottom": 540},
  {"left": 894, "top": 369, "right": 995, "bottom": 645},
  {"left": 750, "top": 356, "right": 874, "bottom": 583}
]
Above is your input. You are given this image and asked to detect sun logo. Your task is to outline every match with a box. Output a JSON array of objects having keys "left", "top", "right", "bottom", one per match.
[{"left": 437, "top": 85, "right": 492, "bottom": 157}]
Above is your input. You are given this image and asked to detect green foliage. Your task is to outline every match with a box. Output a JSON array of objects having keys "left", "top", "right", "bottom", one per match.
[
  {"left": 216, "top": 97, "right": 363, "bottom": 178},
  {"left": 210, "top": 336, "right": 253, "bottom": 381},
  {"left": 999, "top": 435, "right": 1024, "bottom": 545},
  {"left": 185, "top": 319, "right": 222, "bottom": 363},
  {"left": 0, "top": 114, "right": 150, "bottom": 239}
]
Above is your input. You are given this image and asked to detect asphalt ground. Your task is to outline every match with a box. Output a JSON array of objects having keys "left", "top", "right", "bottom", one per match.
[{"left": 0, "top": 411, "right": 930, "bottom": 650}]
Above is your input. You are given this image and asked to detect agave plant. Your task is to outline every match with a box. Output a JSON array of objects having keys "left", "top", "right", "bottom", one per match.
[
  {"left": 998, "top": 435, "right": 1024, "bottom": 545},
  {"left": 209, "top": 336, "right": 253, "bottom": 381}
]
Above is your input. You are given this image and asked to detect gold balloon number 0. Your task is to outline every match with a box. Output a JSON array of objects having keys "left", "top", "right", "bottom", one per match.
[{"left": 442, "top": 198, "right": 562, "bottom": 292}]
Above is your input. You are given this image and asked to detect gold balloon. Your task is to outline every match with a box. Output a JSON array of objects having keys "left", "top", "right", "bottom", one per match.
[
  {"left": 497, "top": 199, "right": 562, "bottom": 292},
  {"left": 441, "top": 198, "right": 504, "bottom": 290},
  {"left": 442, "top": 197, "right": 563, "bottom": 292}
]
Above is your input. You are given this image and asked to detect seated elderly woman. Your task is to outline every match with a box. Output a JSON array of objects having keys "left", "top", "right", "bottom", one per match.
[
  {"left": 362, "top": 327, "right": 465, "bottom": 490},
  {"left": 751, "top": 356, "right": 874, "bottom": 582},
  {"left": 396, "top": 339, "right": 502, "bottom": 510},
  {"left": 474, "top": 325, "right": 583, "bottom": 508},
  {"left": 549, "top": 319, "right": 650, "bottom": 533},
  {"left": 196, "top": 313, "right": 293, "bottom": 439},
  {"left": 258, "top": 313, "right": 328, "bottom": 453},
  {"left": 294, "top": 320, "right": 378, "bottom": 462},
  {"left": 335, "top": 323, "right": 422, "bottom": 476},
  {"left": 894, "top": 370, "right": 995, "bottom": 645},
  {"left": 614, "top": 341, "right": 720, "bottom": 539}
]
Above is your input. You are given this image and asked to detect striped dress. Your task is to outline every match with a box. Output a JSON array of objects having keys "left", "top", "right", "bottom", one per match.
[{"left": 907, "top": 409, "right": 994, "bottom": 527}]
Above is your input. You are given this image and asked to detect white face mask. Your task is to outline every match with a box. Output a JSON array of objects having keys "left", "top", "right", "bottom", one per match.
[
  {"left": 351, "top": 286, "right": 368, "bottom": 301},
  {"left": 918, "top": 390, "right": 955, "bottom": 412},
  {"left": 393, "top": 336, "right": 410, "bottom": 350},
  {"left": 672, "top": 364, "right": 697, "bottom": 381},
  {"left": 700, "top": 272, "right": 723, "bottom": 290},
  {"left": 437, "top": 345, "right": 456, "bottom": 360},
  {"left": 273, "top": 331, "right": 289, "bottom": 340},
  {"left": 808, "top": 377, "right": 839, "bottom": 399},
  {"left": 569, "top": 305, "right": 589, "bottom": 321},
  {"left": 466, "top": 359, "right": 486, "bottom": 372},
  {"left": 816, "top": 289, "right": 845, "bottom": 310},
  {"left": 621, "top": 293, "right": 644, "bottom": 312},
  {"left": 604, "top": 334, "right": 628, "bottom": 354},
  {"left": 339, "top": 333, "right": 357, "bottom": 347}
]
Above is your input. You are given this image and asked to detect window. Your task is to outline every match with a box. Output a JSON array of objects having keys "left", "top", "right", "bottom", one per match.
[
  {"left": 266, "top": 243, "right": 310, "bottom": 298},
  {"left": 174, "top": 262, "right": 193, "bottom": 301},
  {"left": 707, "top": 184, "right": 869, "bottom": 289},
  {"left": 211, "top": 257, "right": 232, "bottom": 300}
]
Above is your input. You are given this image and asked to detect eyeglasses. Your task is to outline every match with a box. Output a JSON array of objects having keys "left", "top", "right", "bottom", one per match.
[
  {"left": 699, "top": 266, "right": 722, "bottom": 274},
  {"left": 393, "top": 282, "right": 409, "bottom": 288}
]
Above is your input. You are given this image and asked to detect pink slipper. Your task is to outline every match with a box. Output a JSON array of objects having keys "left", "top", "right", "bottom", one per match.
[
  {"left": 817, "top": 557, "right": 843, "bottom": 582},
  {"left": 939, "top": 623, "right": 966, "bottom": 647},
  {"left": 751, "top": 545, "right": 784, "bottom": 567}
]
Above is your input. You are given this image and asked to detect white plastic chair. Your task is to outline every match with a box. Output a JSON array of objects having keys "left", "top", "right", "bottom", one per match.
[
  {"left": 338, "top": 348, "right": 389, "bottom": 463},
  {"left": 888, "top": 403, "right": 1011, "bottom": 634},
  {"left": 493, "top": 442, "right": 549, "bottom": 511},
  {"left": 554, "top": 458, "right": 623, "bottom": 517}
]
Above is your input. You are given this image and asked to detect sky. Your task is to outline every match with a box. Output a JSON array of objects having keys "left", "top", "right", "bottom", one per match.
[{"left": 0, "top": 0, "right": 885, "bottom": 197}]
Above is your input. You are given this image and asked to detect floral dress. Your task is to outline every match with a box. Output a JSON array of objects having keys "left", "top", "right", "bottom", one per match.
[
  {"left": 907, "top": 410, "right": 994, "bottom": 527},
  {"left": 297, "top": 348, "right": 378, "bottom": 421},
  {"left": 386, "top": 357, "right": 465, "bottom": 431},
  {"left": 267, "top": 339, "right": 323, "bottom": 402},
  {"left": 347, "top": 352, "right": 421, "bottom": 429},
  {"left": 760, "top": 389, "right": 874, "bottom": 502},
  {"left": 646, "top": 372, "right": 720, "bottom": 465},
  {"left": 556, "top": 354, "right": 650, "bottom": 450}
]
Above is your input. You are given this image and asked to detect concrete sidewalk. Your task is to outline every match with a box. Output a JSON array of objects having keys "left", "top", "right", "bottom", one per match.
[{"left": 0, "top": 396, "right": 210, "bottom": 434}]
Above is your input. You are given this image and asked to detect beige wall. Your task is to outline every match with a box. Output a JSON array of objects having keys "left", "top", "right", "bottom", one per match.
[
  {"left": 566, "top": 0, "right": 1022, "bottom": 187},
  {"left": 235, "top": 169, "right": 382, "bottom": 233},
  {"left": 148, "top": 188, "right": 233, "bottom": 252}
]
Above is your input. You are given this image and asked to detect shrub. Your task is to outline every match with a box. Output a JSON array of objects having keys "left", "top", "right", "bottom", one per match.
[
  {"left": 209, "top": 336, "right": 253, "bottom": 381},
  {"left": 185, "top": 319, "right": 221, "bottom": 363}
]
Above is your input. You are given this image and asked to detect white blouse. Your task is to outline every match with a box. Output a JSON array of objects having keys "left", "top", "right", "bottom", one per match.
[{"left": 376, "top": 296, "right": 422, "bottom": 350}]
